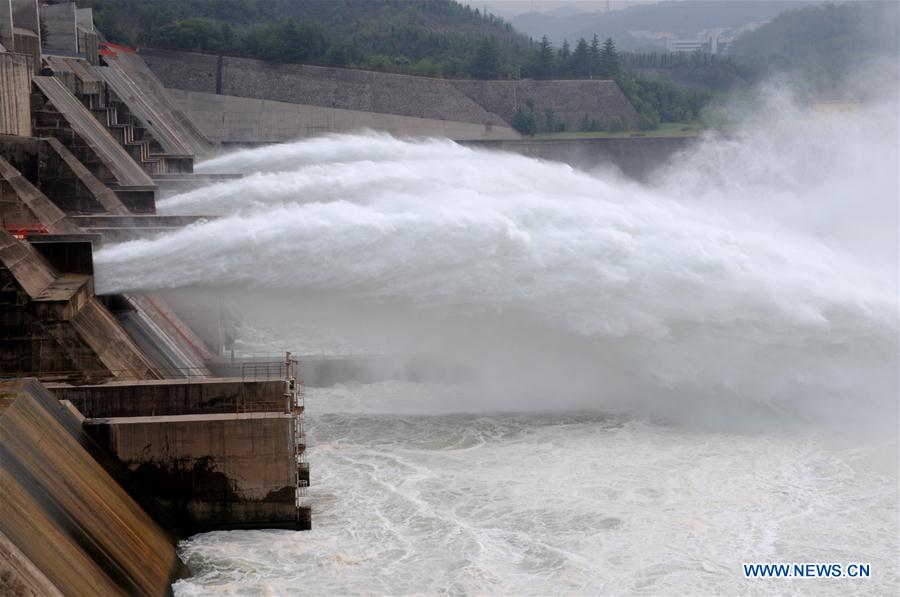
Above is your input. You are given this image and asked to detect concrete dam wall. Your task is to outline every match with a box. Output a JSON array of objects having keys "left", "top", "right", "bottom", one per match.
[
  {"left": 141, "top": 48, "right": 518, "bottom": 142},
  {"left": 138, "top": 48, "right": 641, "bottom": 143},
  {"left": 166, "top": 88, "right": 519, "bottom": 145},
  {"left": 140, "top": 48, "right": 506, "bottom": 125},
  {"left": 453, "top": 79, "right": 639, "bottom": 133}
]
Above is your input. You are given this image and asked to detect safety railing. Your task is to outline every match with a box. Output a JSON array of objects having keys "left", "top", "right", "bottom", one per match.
[
  {"left": 240, "top": 361, "right": 287, "bottom": 381},
  {"left": 296, "top": 480, "right": 309, "bottom": 500}
]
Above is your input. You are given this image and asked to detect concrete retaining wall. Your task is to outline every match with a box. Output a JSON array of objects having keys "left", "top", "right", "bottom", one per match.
[
  {"left": 0, "top": 52, "right": 30, "bottom": 136},
  {"left": 142, "top": 48, "right": 507, "bottom": 127},
  {"left": 0, "top": 0, "right": 13, "bottom": 50},
  {"left": 11, "top": 28, "right": 38, "bottom": 73},
  {"left": 167, "top": 88, "right": 519, "bottom": 143},
  {"left": 40, "top": 2, "right": 76, "bottom": 54},
  {"left": 0, "top": 378, "right": 181, "bottom": 595},
  {"left": 86, "top": 412, "right": 303, "bottom": 532},
  {"left": 10, "top": 0, "right": 37, "bottom": 33},
  {"left": 452, "top": 79, "right": 640, "bottom": 133},
  {"left": 140, "top": 48, "right": 641, "bottom": 140}
]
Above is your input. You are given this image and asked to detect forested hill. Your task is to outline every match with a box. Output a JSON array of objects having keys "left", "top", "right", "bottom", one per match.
[
  {"left": 78, "top": 0, "right": 533, "bottom": 77},
  {"left": 729, "top": 1, "right": 899, "bottom": 95}
]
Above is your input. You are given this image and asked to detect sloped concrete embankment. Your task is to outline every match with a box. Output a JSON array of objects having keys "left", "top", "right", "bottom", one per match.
[
  {"left": 140, "top": 48, "right": 519, "bottom": 142},
  {"left": 0, "top": 378, "right": 181, "bottom": 596}
]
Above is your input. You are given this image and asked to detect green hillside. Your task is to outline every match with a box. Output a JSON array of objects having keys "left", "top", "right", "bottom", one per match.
[
  {"left": 79, "top": 0, "right": 533, "bottom": 77},
  {"left": 729, "top": 1, "right": 899, "bottom": 95}
]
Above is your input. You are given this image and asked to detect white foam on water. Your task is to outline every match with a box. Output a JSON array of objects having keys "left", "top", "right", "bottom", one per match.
[{"left": 172, "top": 383, "right": 899, "bottom": 596}]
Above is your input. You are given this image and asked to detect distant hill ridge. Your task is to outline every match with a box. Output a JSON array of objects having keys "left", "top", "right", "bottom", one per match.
[{"left": 82, "top": 0, "right": 533, "bottom": 78}]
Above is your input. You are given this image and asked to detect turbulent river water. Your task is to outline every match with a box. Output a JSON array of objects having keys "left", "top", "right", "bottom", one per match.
[
  {"left": 94, "top": 94, "right": 898, "bottom": 595},
  {"left": 170, "top": 382, "right": 898, "bottom": 596}
]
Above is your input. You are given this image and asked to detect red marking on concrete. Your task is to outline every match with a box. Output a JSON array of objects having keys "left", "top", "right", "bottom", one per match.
[
  {"left": 6, "top": 226, "right": 48, "bottom": 239},
  {"left": 101, "top": 42, "right": 137, "bottom": 54},
  {"left": 145, "top": 296, "right": 213, "bottom": 360}
]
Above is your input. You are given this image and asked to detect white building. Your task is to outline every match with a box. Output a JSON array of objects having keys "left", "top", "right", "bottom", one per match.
[{"left": 666, "top": 29, "right": 734, "bottom": 55}]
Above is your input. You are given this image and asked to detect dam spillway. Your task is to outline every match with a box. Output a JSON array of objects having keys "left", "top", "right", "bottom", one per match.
[
  {"left": 1, "top": 5, "right": 319, "bottom": 591},
  {"left": 4, "top": 2, "right": 891, "bottom": 594}
]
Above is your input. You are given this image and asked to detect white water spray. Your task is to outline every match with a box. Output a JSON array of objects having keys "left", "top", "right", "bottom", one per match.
[{"left": 95, "top": 100, "right": 898, "bottom": 429}]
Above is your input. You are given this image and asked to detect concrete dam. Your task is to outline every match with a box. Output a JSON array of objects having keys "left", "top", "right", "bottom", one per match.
[{"left": 0, "top": 2, "right": 692, "bottom": 593}]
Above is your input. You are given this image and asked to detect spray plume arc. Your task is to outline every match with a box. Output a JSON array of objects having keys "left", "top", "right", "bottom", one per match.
[{"left": 94, "top": 106, "right": 899, "bottom": 427}]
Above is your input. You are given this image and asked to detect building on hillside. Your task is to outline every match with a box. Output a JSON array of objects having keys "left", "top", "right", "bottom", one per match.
[{"left": 666, "top": 29, "right": 734, "bottom": 55}]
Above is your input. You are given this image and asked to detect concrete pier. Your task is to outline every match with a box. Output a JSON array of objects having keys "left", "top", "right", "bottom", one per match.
[
  {"left": 86, "top": 410, "right": 309, "bottom": 532},
  {"left": 48, "top": 370, "right": 311, "bottom": 533}
]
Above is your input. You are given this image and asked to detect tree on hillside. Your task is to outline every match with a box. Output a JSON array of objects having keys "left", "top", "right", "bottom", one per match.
[
  {"left": 512, "top": 102, "right": 536, "bottom": 135},
  {"left": 280, "top": 21, "right": 329, "bottom": 62},
  {"left": 599, "top": 37, "right": 620, "bottom": 77},
  {"left": 470, "top": 37, "right": 502, "bottom": 79},
  {"left": 590, "top": 34, "right": 601, "bottom": 78},
  {"left": 532, "top": 35, "right": 555, "bottom": 79},
  {"left": 571, "top": 38, "right": 591, "bottom": 78}
]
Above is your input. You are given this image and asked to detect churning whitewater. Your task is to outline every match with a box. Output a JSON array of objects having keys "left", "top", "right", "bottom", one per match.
[{"left": 93, "top": 97, "right": 898, "bottom": 594}]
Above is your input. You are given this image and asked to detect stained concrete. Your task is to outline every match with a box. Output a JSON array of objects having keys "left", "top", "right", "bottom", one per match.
[
  {"left": 39, "top": 136, "right": 131, "bottom": 214},
  {"left": 0, "top": 52, "right": 31, "bottom": 136},
  {"left": 0, "top": 154, "right": 77, "bottom": 232},
  {"left": 101, "top": 51, "right": 213, "bottom": 156},
  {"left": 0, "top": 378, "right": 181, "bottom": 595},
  {"left": 168, "top": 88, "right": 519, "bottom": 143},
  {"left": 11, "top": 27, "right": 38, "bottom": 74},
  {"left": 0, "top": 134, "right": 130, "bottom": 215},
  {"left": 0, "top": 0, "right": 13, "bottom": 51},
  {"left": 44, "top": 55, "right": 104, "bottom": 96},
  {"left": 9, "top": 0, "right": 39, "bottom": 74},
  {"left": 85, "top": 411, "right": 308, "bottom": 532},
  {"left": 0, "top": 228, "right": 158, "bottom": 381},
  {"left": 45, "top": 376, "right": 309, "bottom": 533},
  {"left": 141, "top": 47, "right": 642, "bottom": 138},
  {"left": 9, "top": 0, "right": 36, "bottom": 34},
  {"left": 109, "top": 293, "right": 216, "bottom": 375},
  {"left": 39, "top": 2, "right": 76, "bottom": 54},
  {"left": 32, "top": 76, "right": 155, "bottom": 188},
  {"left": 453, "top": 78, "right": 640, "bottom": 132},
  {"left": 142, "top": 48, "right": 507, "bottom": 126},
  {"left": 48, "top": 377, "right": 290, "bottom": 418}
]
